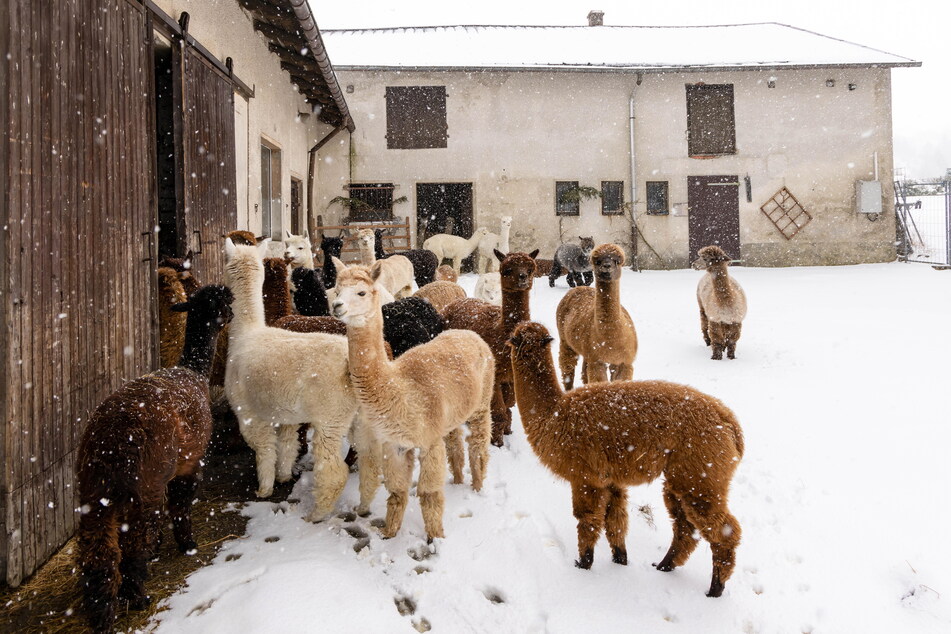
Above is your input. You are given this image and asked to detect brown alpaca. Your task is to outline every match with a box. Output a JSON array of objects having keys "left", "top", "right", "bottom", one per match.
[
  {"left": 507, "top": 321, "right": 744, "bottom": 597},
  {"left": 434, "top": 264, "right": 458, "bottom": 283},
  {"left": 332, "top": 259, "right": 494, "bottom": 540},
  {"left": 224, "top": 229, "right": 259, "bottom": 246},
  {"left": 556, "top": 243, "right": 638, "bottom": 389},
  {"left": 158, "top": 266, "right": 188, "bottom": 368},
  {"left": 442, "top": 249, "right": 539, "bottom": 446},
  {"left": 414, "top": 280, "right": 467, "bottom": 314},
  {"left": 692, "top": 245, "right": 748, "bottom": 360},
  {"left": 157, "top": 251, "right": 201, "bottom": 298}
]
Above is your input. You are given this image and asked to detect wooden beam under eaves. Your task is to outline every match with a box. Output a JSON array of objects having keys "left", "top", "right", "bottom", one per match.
[{"left": 253, "top": 19, "right": 307, "bottom": 52}]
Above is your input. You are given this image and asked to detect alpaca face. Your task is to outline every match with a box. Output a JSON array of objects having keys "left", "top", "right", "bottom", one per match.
[
  {"left": 579, "top": 236, "right": 595, "bottom": 254},
  {"left": 321, "top": 236, "right": 344, "bottom": 258},
  {"left": 591, "top": 246, "right": 624, "bottom": 283},
  {"left": 692, "top": 245, "right": 730, "bottom": 271},
  {"left": 283, "top": 233, "right": 312, "bottom": 268},
  {"left": 357, "top": 230, "right": 375, "bottom": 252},
  {"left": 498, "top": 251, "right": 538, "bottom": 291},
  {"left": 332, "top": 269, "right": 378, "bottom": 327},
  {"left": 500, "top": 216, "right": 512, "bottom": 229}
]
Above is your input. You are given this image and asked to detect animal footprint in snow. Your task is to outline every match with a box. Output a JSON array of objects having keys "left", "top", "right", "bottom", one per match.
[
  {"left": 369, "top": 517, "right": 387, "bottom": 529},
  {"left": 413, "top": 566, "right": 430, "bottom": 575},
  {"left": 407, "top": 543, "right": 435, "bottom": 561},
  {"left": 482, "top": 587, "right": 506, "bottom": 604},
  {"left": 353, "top": 538, "right": 370, "bottom": 553},
  {"left": 337, "top": 511, "right": 357, "bottom": 522},
  {"left": 413, "top": 618, "right": 432, "bottom": 632},
  {"left": 344, "top": 525, "right": 368, "bottom": 540},
  {"left": 394, "top": 595, "right": 417, "bottom": 616},
  {"left": 224, "top": 553, "right": 243, "bottom": 562},
  {"left": 264, "top": 536, "right": 281, "bottom": 543},
  {"left": 458, "top": 509, "right": 473, "bottom": 518}
]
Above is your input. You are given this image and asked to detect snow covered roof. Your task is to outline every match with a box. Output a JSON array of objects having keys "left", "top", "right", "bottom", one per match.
[{"left": 321, "top": 23, "right": 919, "bottom": 72}]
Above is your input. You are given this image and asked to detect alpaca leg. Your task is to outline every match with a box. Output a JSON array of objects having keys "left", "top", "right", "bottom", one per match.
[
  {"left": 276, "top": 424, "right": 301, "bottom": 483},
  {"left": 489, "top": 384, "right": 510, "bottom": 447},
  {"left": 678, "top": 492, "right": 742, "bottom": 597},
  {"left": 726, "top": 323, "right": 742, "bottom": 360},
  {"left": 708, "top": 322, "right": 726, "bottom": 360},
  {"left": 500, "top": 381, "right": 515, "bottom": 435},
  {"left": 117, "top": 506, "right": 154, "bottom": 610},
  {"left": 566, "top": 271, "right": 578, "bottom": 287},
  {"left": 582, "top": 271, "right": 593, "bottom": 286},
  {"left": 699, "top": 307, "right": 711, "bottom": 346},
  {"left": 585, "top": 360, "right": 610, "bottom": 384},
  {"left": 381, "top": 443, "right": 415, "bottom": 538},
  {"left": 558, "top": 340, "right": 579, "bottom": 391},
  {"left": 445, "top": 428, "right": 465, "bottom": 484},
  {"left": 571, "top": 482, "right": 609, "bottom": 569},
  {"left": 604, "top": 485, "right": 629, "bottom": 565},
  {"left": 417, "top": 441, "right": 448, "bottom": 540},
  {"left": 610, "top": 363, "right": 634, "bottom": 382},
  {"left": 656, "top": 484, "right": 700, "bottom": 572},
  {"left": 167, "top": 473, "right": 199, "bottom": 553},
  {"left": 240, "top": 421, "right": 278, "bottom": 498},
  {"left": 307, "top": 426, "right": 349, "bottom": 522},
  {"left": 79, "top": 506, "right": 122, "bottom": 633},
  {"left": 352, "top": 418, "right": 382, "bottom": 516},
  {"left": 465, "top": 404, "right": 492, "bottom": 492},
  {"left": 549, "top": 260, "right": 562, "bottom": 287}
]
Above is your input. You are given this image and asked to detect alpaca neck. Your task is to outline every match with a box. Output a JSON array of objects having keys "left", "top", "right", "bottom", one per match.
[
  {"left": 229, "top": 276, "right": 266, "bottom": 333},
  {"left": 346, "top": 306, "right": 405, "bottom": 424},
  {"left": 499, "top": 225, "right": 510, "bottom": 253},
  {"left": 511, "top": 349, "right": 562, "bottom": 446},
  {"left": 594, "top": 278, "right": 624, "bottom": 331},
  {"left": 710, "top": 265, "right": 733, "bottom": 302},
  {"left": 263, "top": 276, "right": 292, "bottom": 326},
  {"left": 359, "top": 243, "right": 376, "bottom": 266},
  {"left": 374, "top": 236, "right": 386, "bottom": 260},
  {"left": 500, "top": 288, "right": 531, "bottom": 333},
  {"left": 466, "top": 233, "right": 483, "bottom": 252},
  {"left": 178, "top": 320, "right": 221, "bottom": 376}
]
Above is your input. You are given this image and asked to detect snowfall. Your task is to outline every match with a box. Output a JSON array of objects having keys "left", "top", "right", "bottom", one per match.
[{"left": 151, "top": 260, "right": 951, "bottom": 633}]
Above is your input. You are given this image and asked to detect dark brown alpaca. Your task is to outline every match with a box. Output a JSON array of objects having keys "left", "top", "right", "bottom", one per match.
[
  {"left": 77, "top": 285, "right": 233, "bottom": 632},
  {"left": 508, "top": 321, "right": 744, "bottom": 597},
  {"left": 157, "top": 250, "right": 201, "bottom": 298},
  {"left": 442, "top": 249, "right": 538, "bottom": 446}
]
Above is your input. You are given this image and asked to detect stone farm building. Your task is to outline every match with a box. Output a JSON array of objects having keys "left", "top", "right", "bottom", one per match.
[{"left": 315, "top": 14, "right": 920, "bottom": 268}]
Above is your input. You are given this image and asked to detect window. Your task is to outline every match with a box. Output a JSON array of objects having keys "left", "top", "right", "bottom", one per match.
[
  {"left": 646, "top": 181, "right": 669, "bottom": 215},
  {"left": 555, "top": 181, "right": 580, "bottom": 216},
  {"left": 386, "top": 86, "right": 448, "bottom": 149},
  {"left": 601, "top": 181, "right": 624, "bottom": 215},
  {"left": 346, "top": 183, "right": 396, "bottom": 222},
  {"left": 260, "top": 141, "right": 282, "bottom": 239},
  {"left": 686, "top": 84, "right": 736, "bottom": 156}
]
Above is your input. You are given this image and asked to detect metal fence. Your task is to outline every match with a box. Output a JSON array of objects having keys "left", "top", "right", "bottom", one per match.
[{"left": 895, "top": 181, "right": 951, "bottom": 266}]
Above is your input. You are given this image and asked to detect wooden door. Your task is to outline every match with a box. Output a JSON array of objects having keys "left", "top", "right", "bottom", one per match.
[
  {"left": 687, "top": 175, "right": 741, "bottom": 262},
  {"left": 416, "top": 183, "right": 473, "bottom": 242},
  {"left": 291, "top": 178, "right": 302, "bottom": 235}
]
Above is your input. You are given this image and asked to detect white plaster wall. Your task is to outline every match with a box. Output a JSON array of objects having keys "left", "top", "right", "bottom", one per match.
[
  {"left": 318, "top": 66, "right": 897, "bottom": 267},
  {"left": 154, "top": 0, "right": 338, "bottom": 239}
]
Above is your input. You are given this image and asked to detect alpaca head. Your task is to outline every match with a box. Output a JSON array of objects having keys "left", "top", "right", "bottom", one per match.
[
  {"left": 500, "top": 216, "right": 512, "bottom": 230},
  {"left": 159, "top": 250, "right": 197, "bottom": 286},
  {"left": 223, "top": 230, "right": 258, "bottom": 246},
  {"left": 224, "top": 238, "right": 268, "bottom": 289},
  {"left": 495, "top": 249, "right": 539, "bottom": 291},
  {"left": 477, "top": 273, "right": 503, "bottom": 305},
  {"left": 170, "top": 284, "right": 234, "bottom": 330},
  {"left": 357, "top": 229, "right": 375, "bottom": 252},
  {"left": 321, "top": 235, "right": 344, "bottom": 258},
  {"left": 579, "top": 236, "right": 595, "bottom": 254},
  {"left": 283, "top": 232, "right": 312, "bottom": 268},
  {"left": 473, "top": 227, "right": 491, "bottom": 239},
  {"left": 435, "top": 264, "right": 458, "bottom": 283},
  {"left": 330, "top": 258, "right": 382, "bottom": 327},
  {"left": 507, "top": 321, "right": 554, "bottom": 363},
  {"left": 692, "top": 245, "right": 732, "bottom": 271},
  {"left": 591, "top": 243, "right": 626, "bottom": 283}
]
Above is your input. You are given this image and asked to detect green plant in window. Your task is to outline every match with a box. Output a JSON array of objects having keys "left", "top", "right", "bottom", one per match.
[{"left": 558, "top": 185, "right": 603, "bottom": 204}]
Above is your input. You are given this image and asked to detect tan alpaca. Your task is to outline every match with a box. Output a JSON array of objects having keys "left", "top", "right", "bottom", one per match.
[
  {"left": 331, "top": 258, "right": 494, "bottom": 540},
  {"left": 693, "top": 245, "right": 747, "bottom": 360},
  {"left": 356, "top": 229, "right": 415, "bottom": 299},
  {"left": 508, "top": 322, "right": 744, "bottom": 597},
  {"left": 434, "top": 264, "right": 458, "bottom": 283},
  {"left": 158, "top": 267, "right": 188, "bottom": 368},
  {"left": 413, "top": 280, "right": 467, "bottom": 314},
  {"left": 556, "top": 243, "right": 637, "bottom": 389}
]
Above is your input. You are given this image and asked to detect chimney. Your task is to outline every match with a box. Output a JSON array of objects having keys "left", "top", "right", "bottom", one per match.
[{"left": 587, "top": 10, "right": 604, "bottom": 26}]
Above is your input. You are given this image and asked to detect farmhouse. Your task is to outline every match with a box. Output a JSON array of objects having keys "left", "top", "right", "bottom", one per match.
[
  {"left": 316, "top": 13, "right": 920, "bottom": 268},
  {"left": 0, "top": 0, "right": 351, "bottom": 586}
]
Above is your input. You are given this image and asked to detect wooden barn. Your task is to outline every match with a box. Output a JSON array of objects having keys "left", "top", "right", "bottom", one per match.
[{"left": 0, "top": 0, "right": 352, "bottom": 586}]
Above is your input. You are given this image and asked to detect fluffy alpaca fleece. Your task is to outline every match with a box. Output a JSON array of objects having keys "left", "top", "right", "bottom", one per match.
[
  {"left": 474, "top": 272, "right": 502, "bottom": 306},
  {"left": 158, "top": 251, "right": 201, "bottom": 297},
  {"left": 332, "top": 262, "right": 494, "bottom": 540},
  {"left": 357, "top": 229, "right": 415, "bottom": 299},
  {"left": 477, "top": 216, "right": 513, "bottom": 273},
  {"left": 158, "top": 266, "right": 188, "bottom": 368},
  {"left": 382, "top": 297, "right": 446, "bottom": 357},
  {"left": 77, "top": 285, "right": 233, "bottom": 633},
  {"left": 320, "top": 235, "right": 344, "bottom": 289},
  {"left": 556, "top": 243, "right": 638, "bottom": 388},
  {"left": 223, "top": 239, "right": 380, "bottom": 520},
  {"left": 283, "top": 231, "right": 315, "bottom": 270},
  {"left": 508, "top": 321, "right": 744, "bottom": 597},
  {"left": 434, "top": 264, "right": 458, "bottom": 283},
  {"left": 423, "top": 227, "right": 491, "bottom": 274},
  {"left": 290, "top": 267, "right": 329, "bottom": 316},
  {"left": 442, "top": 249, "right": 539, "bottom": 446},
  {"left": 414, "top": 280, "right": 467, "bottom": 314},
  {"left": 373, "top": 229, "right": 439, "bottom": 287},
  {"left": 693, "top": 245, "right": 748, "bottom": 360},
  {"left": 550, "top": 237, "right": 595, "bottom": 287},
  {"left": 224, "top": 229, "right": 258, "bottom": 246}
]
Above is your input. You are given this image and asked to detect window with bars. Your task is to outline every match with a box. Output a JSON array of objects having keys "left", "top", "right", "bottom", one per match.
[
  {"left": 646, "top": 181, "right": 669, "bottom": 215},
  {"left": 346, "top": 183, "right": 396, "bottom": 222},
  {"left": 686, "top": 84, "right": 736, "bottom": 157},
  {"left": 601, "top": 181, "right": 624, "bottom": 215},
  {"left": 555, "top": 181, "right": 580, "bottom": 216},
  {"left": 385, "top": 86, "right": 448, "bottom": 149}
]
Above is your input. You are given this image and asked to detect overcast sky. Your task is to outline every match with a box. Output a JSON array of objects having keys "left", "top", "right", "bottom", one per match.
[{"left": 311, "top": 0, "right": 950, "bottom": 180}]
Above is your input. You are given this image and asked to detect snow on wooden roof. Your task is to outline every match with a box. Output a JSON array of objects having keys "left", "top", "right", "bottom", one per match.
[{"left": 321, "top": 22, "right": 919, "bottom": 72}]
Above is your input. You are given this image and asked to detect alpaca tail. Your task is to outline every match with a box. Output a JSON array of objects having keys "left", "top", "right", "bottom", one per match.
[{"left": 715, "top": 401, "right": 745, "bottom": 459}]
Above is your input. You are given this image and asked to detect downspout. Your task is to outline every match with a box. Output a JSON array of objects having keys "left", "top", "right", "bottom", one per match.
[
  {"left": 628, "top": 75, "right": 641, "bottom": 271},
  {"left": 307, "top": 125, "right": 347, "bottom": 244}
]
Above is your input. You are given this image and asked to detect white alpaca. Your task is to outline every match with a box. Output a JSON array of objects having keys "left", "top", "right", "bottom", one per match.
[
  {"left": 356, "top": 229, "right": 415, "bottom": 299},
  {"left": 283, "top": 231, "right": 315, "bottom": 270},
  {"left": 474, "top": 272, "right": 502, "bottom": 306},
  {"left": 223, "top": 239, "right": 380, "bottom": 520},
  {"left": 477, "top": 216, "right": 513, "bottom": 273},
  {"left": 423, "top": 227, "right": 491, "bottom": 274}
]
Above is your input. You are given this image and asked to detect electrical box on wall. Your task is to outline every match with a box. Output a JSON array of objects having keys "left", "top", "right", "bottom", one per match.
[{"left": 855, "top": 180, "right": 883, "bottom": 214}]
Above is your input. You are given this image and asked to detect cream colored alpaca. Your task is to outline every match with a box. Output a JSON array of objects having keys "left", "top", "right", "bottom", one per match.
[
  {"left": 477, "top": 216, "right": 512, "bottom": 273},
  {"left": 473, "top": 272, "right": 502, "bottom": 306},
  {"left": 356, "top": 229, "right": 414, "bottom": 299},
  {"left": 556, "top": 244, "right": 638, "bottom": 389},
  {"left": 423, "top": 227, "right": 491, "bottom": 274},
  {"left": 693, "top": 245, "right": 748, "bottom": 360},
  {"left": 283, "top": 231, "right": 314, "bottom": 269},
  {"left": 332, "top": 260, "right": 494, "bottom": 540},
  {"left": 223, "top": 239, "right": 380, "bottom": 521},
  {"left": 413, "top": 280, "right": 467, "bottom": 314}
]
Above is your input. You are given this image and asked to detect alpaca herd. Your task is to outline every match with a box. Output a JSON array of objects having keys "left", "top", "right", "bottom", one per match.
[{"left": 81, "top": 222, "right": 750, "bottom": 631}]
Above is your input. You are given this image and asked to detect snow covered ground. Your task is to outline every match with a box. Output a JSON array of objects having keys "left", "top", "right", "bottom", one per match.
[{"left": 152, "top": 262, "right": 951, "bottom": 633}]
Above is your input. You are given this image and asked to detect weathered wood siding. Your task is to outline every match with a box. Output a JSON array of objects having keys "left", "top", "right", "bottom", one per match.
[{"left": 1, "top": 0, "right": 157, "bottom": 586}]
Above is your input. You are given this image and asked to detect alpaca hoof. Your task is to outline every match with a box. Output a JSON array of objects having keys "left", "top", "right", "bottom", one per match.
[
  {"left": 611, "top": 547, "right": 628, "bottom": 565},
  {"left": 255, "top": 486, "right": 274, "bottom": 499},
  {"left": 655, "top": 560, "right": 676, "bottom": 572},
  {"left": 178, "top": 539, "right": 198, "bottom": 555},
  {"left": 575, "top": 549, "right": 594, "bottom": 570},
  {"left": 276, "top": 473, "right": 292, "bottom": 484},
  {"left": 126, "top": 593, "right": 152, "bottom": 611},
  {"left": 355, "top": 505, "right": 372, "bottom": 518},
  {"left": 706, "top": 580, "right": 725, "bottom": 598}
]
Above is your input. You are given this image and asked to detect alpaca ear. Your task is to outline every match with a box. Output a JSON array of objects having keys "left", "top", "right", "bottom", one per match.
[
  {"left": 370, "top": 263, "right": 383, "bottom": 282},
  {"left": 224, "top": 238, "right": 236, "bottom": 259},
  {"left": 542, "top": 335, "right": 554, "bottom": 345},
  {"left": 303, "top": 230, "right": 309, "bottom": 240},
  {"left": 494, "top": 248, "right": 506, "bottom": 262},
  {"left": 169, "top": 301, "right": 189, "bottom": 312},
  {"left": 529, "top": 249, "right": 540, "bottom": 259},
  {"left": 255, "top": 235, "right": 267, "bottom": 243},
  {"left": 331, "top": 256, "right": 347, "bottom": 272},
  {"left": 256, "top": 239, "right": 270, "bottom": 258},
  {"left": 285, "top": 230, "right": 291, "bottom": 239},
  {"left": 183, "top": 250, "right": 194, "bottom": 268}
]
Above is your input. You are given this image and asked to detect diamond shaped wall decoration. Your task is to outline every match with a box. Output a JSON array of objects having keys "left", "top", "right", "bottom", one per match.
[{"left": 760, "top": 187, "right": 812, "bottom": 240}]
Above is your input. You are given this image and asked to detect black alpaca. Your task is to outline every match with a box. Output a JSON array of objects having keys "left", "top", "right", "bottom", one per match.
[
  {"left": 321, "top": 235, "right": 344, "bottom": 290},
  {"left": 77, "top": 285, "right": 233, "bottom": 633},
  {"left": 291, "top": 267, "right": 330, "bottom": 316},
  {"left": 382, "top": 296, "right": 446, "bottom": 357}
]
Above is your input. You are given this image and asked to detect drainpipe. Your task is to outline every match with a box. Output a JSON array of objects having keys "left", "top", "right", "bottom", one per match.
[
  {"left": 628, "top": 75, "right": 641, "bottom": 271},
  {"left": 307, "top": 125, "right": 347, "bottom": 244}
]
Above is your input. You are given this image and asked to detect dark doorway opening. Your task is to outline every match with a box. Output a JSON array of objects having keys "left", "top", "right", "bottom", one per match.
[
  {"left": 687, "top": 175, "right": 741, "bottom": 262},
  {"left": 153, "top": 32, "right": 183, "bottom": 259},
  {"left": 416, "top": 182, "right": 475, "bottom": 269},
  {"left": 291, "top": 178, "right": 303, "bottom": 235}
]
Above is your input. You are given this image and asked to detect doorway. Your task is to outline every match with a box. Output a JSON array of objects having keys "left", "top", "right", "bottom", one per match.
[
  {"left": 153, "top": 31, "right": 183, "bottom": 259},
  {"left": 687, "top": 175, "right": 741, "bottom": 262},
  {"left": 416, "top": 182, "right": 473, "bottom": 242}
]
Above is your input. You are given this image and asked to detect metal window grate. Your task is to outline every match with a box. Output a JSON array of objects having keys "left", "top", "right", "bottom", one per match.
[{"left": 760, "top": 187, "right": 812, "bottom": 240}]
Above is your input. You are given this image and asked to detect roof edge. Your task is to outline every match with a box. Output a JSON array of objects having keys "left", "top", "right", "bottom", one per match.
[{"left": 333, "top": 61, "right": 922, "bottom": 73}]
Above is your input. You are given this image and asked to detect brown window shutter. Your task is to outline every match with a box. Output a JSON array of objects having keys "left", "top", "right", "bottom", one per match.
[
  {"left": 386, "top": 86, "right": 448, "bottom": 149},
  {"left": 686, "top": 84, "right": 736, "bottom": 156}
]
